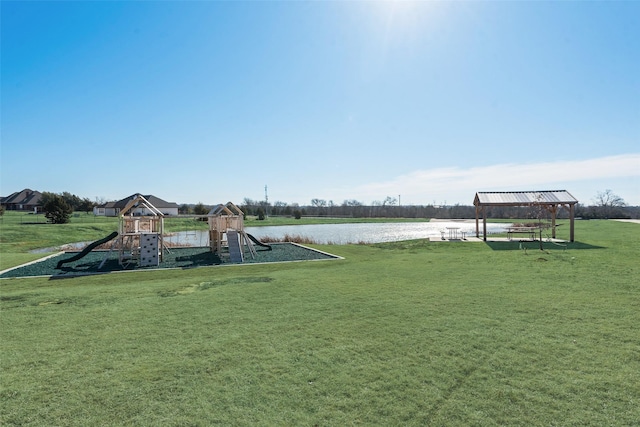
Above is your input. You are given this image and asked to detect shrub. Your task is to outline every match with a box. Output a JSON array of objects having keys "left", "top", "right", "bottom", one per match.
[
  {"left": 42, "top": 194, "right": 72, "bottom": 224},
  {"left": 194, "top": 203, "right": 209, "bottom": 215}
]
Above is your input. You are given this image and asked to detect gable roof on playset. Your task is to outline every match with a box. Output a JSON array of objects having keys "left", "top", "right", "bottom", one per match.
[
  {"left": 119, "top": 194, "right": 165, "bottom": 217},
  {"left": 100, "top": 194, "right": 179, "bottom": 210},
  {"left": 473, "top": 190, "right": 578, "bottom": 242},
  {"left": 208, "top": 201, "right": 244, "bottom": 217}
]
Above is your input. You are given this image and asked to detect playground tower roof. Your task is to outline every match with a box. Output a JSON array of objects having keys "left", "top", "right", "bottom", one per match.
[
  {"left": 120, "top": 194, "right": 164, "bottom": 216},
  {"left": 208, "top": 202, "right": 244, "bottom": 217}
]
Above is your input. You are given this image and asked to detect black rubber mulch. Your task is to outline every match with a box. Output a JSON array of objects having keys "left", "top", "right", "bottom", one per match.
[{"left": 1, "top": 244, "right": 339, "bottom": 278}]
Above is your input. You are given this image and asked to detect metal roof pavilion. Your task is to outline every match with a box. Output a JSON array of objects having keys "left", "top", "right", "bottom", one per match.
[
  {"left": 473, "top": 190, "right": 579, "bottom": 242},
  {"left": 474, "top": 190, "right": 578, "bottom": 206}
]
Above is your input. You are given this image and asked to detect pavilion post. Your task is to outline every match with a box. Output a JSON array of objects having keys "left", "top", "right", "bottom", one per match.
[
  {"left": 475, "top": 205, "right": 480, "bottom": 238},
  {"left": 482, "top": 207, "right": 487, "bottom": 241},
  {"left": 570, "top": 204, "right": 575, "bottom": 242}
]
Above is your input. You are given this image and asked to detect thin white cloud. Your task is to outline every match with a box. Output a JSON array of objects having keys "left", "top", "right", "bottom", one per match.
[{"left": 351, "top": 154, "right": 640, "bottom": 204}]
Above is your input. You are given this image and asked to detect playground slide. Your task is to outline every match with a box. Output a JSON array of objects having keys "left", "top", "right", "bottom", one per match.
[
  {"left": 226, "top": 230, "right": 244, "bottom": 262},
  {"left": 246, "top": 233, "right": 272, "bottom": 250},
  {"left": 56, "top": 231, "right": 119, "bottom": 269}
]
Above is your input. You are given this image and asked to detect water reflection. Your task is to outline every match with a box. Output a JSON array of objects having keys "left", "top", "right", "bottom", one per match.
[
  {"left": 165, "top": 221, "right": 510, "bottom": 246},
  {"left": 30, "top": 241, "right": 94, "bottom": 254}
]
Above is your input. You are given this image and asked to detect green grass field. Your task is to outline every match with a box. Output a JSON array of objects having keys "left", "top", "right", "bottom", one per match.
[{"left": 1, "top": 217, "right": 639, "bottom": 425}]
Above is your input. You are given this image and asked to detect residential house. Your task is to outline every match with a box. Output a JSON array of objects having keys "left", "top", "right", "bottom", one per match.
[
  {"left": 93, "top": 193, "right": 179, "bottom": 217},
  {"left": 0, "top": 189, "right": 43, "bottom": 212}
]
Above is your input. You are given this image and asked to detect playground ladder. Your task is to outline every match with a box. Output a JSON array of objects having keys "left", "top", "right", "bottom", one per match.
[{"left": 241, "top": 231, "right": 257, "bottom": 259}]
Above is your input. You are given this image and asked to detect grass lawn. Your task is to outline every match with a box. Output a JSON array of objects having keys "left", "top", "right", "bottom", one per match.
[{"left": 1, "top": 219, "right": 639, "bottom": 425}]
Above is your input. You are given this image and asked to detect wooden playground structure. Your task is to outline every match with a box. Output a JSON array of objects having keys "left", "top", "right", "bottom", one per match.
[
  {"left": 208, "top": 202, "right": 268, "bottom": 262},
  {"left": 119, "top": 199, "right": 164, "bottom": 266},
  {"left": 69, "top": 197, "right": 272, "bottom": 270},
  {"left": 98, "top": 194, "right": 165, "bottom": 268}
]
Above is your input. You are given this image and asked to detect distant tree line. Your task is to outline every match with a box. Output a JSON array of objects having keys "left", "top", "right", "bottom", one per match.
[
  {"left": 238, "top": 190, "right": 637, "bottom": 220},
  {"left": 35, "top": 189, "right": 636, "bottom": 224},
  {"left": 178, "top": 202, "right": 213, "bottom": 216}
]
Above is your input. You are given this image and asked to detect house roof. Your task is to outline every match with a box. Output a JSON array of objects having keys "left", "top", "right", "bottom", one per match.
[
  {"left": 0, "top": 189, "right": 43, "bottom": 206},
  {"left": 474, "top": 190, "right": 578, "bottom": 206}
]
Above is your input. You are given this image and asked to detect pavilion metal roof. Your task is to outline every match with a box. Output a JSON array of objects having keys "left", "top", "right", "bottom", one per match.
[{"left": 474, "top": 190, "right": 578, "bottom": 206}]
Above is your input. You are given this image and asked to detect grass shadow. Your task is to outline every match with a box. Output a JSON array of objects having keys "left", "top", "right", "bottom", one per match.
[
  {"left": 174, "top": 251, "right": 222, "bottom": 267},
  {"left": 49, "top": 258, "right": 129, "bottom": 280},
  {"left": 49, "top": 271, "right": 113, "bottom": 280},
  {"left": 485, "top": 240, "right": 605, "bottom": 251}
]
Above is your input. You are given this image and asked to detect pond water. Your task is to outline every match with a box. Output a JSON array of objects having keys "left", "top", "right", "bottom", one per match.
[
  {"left": 30, "top": 241, "right": 95, "bottom": 254},
  {"left": 164, "top": 221, "right": 511, "bottom": 246}
]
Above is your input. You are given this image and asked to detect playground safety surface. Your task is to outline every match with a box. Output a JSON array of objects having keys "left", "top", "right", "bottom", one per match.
[{"left": 0, "top": 244, "right": 341, "bottom": 279}]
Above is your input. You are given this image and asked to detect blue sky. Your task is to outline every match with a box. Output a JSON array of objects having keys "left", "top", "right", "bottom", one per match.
[{"left": 2, "top": 1, "right": 638, "bottom": 206}]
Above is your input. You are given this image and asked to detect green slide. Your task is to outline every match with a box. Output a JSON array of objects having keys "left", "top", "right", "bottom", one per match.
[
  {"left": 246, "top": 233, "right": 272, "bottom": 250},
  {"left": 56, "top": 231, "right": 119, "bottom": 269}
]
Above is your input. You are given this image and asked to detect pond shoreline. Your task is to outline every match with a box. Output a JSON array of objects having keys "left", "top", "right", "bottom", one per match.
[{"left": 30, "top": 220, "right": 513, "bottom": 253}]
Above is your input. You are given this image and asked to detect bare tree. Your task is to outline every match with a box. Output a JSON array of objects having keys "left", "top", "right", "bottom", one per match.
[
  {"left": 272, "top": 201, "right": 288, "bottom": 216},
  {"left": 382, "top": 196, "right": 397, "bottom": 206},
  {"left": 594, "top": 189, "right": 626, "bottom": 208},
  {"left": 310, "top": 198, "right": 327, "bottom": 216},
  {"left": 533, "top": 192, "right": 548, "bottom": 250},
  {"left": 241, "top": 198, "right": 259, "bottom": 215},
  {"left": 593, "top": 190, "right": 627, "bottom": 218}
]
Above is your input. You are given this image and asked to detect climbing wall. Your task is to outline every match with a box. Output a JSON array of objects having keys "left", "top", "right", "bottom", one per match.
[{"left": 140, "top": 233, "right": 159, "bottom": 267}]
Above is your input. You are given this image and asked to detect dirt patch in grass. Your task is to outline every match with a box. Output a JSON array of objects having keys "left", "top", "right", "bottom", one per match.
[{"left": 0, "top": 243, "right": 340, "bottom": 279}]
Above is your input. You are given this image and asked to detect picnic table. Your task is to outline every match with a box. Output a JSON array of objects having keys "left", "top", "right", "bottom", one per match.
[
  {"left": 446, "top": 227, "right": 460, "bottom": 240},
  {"left": 507, "top": 226, "right": 538, "bottom": 240}
]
